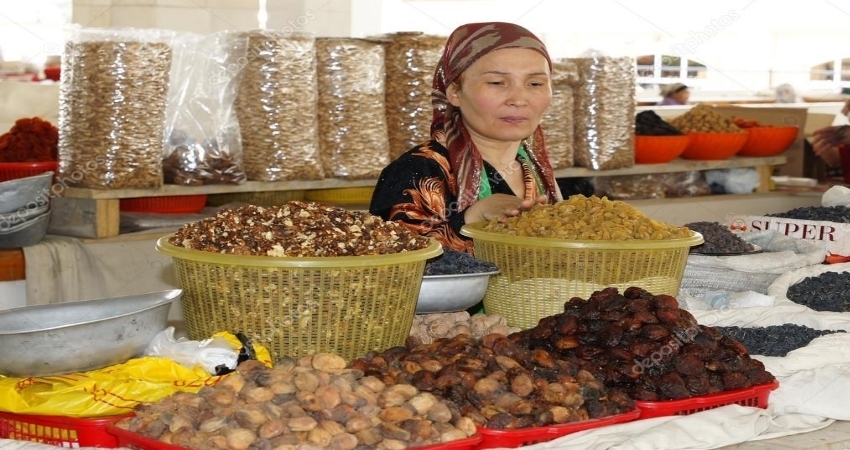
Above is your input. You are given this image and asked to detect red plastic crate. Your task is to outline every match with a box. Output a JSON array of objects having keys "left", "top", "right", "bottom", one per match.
[
  {"left": 475, "top": 408, "right": 641, "bottom": 449},
  {"left": 0, "top": 411, "right": 132, "bottom": 447},
  {"left": 634, "top": 379, "right": 779, "bottom": 419},
  {"left": 119, "top": 195, "right": 208, "bottom": 214},
  {"left": 0, "top": 161, "right": 57, "bottom": 182},
  {"left": 108, "top": 422, "right": 482, "bottom": 450}
]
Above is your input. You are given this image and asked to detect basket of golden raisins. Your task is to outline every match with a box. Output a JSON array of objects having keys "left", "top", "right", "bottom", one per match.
[{"left": 460, "top": 195, "right": 703, "bottom": 329}]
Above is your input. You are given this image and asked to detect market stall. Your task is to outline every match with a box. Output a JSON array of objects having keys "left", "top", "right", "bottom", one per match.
[{"left": 5, "top": 22, "right": 850, "bottom": 450}]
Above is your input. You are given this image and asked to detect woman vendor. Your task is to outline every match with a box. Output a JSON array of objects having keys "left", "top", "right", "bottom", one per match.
[{"left": 369, "top": 22, "right": 563, "bottom": 254}]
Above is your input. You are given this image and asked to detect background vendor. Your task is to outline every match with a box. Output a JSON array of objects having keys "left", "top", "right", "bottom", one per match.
[{"left": 657, "top": 82, "right": 690, "bottom": 106}]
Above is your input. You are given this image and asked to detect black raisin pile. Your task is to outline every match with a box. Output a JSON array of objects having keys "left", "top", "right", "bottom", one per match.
[
  {"left": 786, "top": 271, "right": 850, "bottom": 312},
  {"left": 686, "top": 221, "right": 754, "bottom": 255},
  {"left": 713, "top": 324, "right": 844, "bottom": 357},
  {"left": 635, "top": 111, "right": 683, "bottom": 136},
  {"left": 424, "top": 248, "right": 499, "bottom": 276},
  {"left": 766, "top": 205, "right": 850, "bottom": 223}
]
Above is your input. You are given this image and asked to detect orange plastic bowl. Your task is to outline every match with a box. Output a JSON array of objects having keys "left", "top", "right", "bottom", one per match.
[
  {"left": 681, "top": 132, "right": 748, "bottom": 160},
  {"left": 634, "top": 135, "right": 691, "bottom": 164},
  {"left": 738, "top": 126, "right": 799, "bottom": 156},
  {"left": 0, "top": 161, "right": 58, "bottom": 182}
]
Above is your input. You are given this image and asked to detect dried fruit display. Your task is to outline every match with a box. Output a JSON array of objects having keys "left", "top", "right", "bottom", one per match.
[
  {"left": 685, "top": 221, "right": 754, "bottom": 255},
  {"left": 635, "top": 111, "right": 682, "bottom": 136},
  {"left": 787, "top": 271, "right": 850, "bottom": 312},
  {"left": 0, "top": 117, "right": 58, "bottom": 162},
  {"left": 766, "top": 205, "right": 850, "bottom": 223},
  {"left": 423, "top": 248, "right": 498, "bottom": 276},
  {"left": 115, "top": 354, "right": 477, "bottom": 449},
  {"left": 409, "top": 312, "right": 520, "bottom": 344},
  {"left": 509, "top": 287, "right": 775, "bottom": 401},
  {"left": 483, "top": 194, "right": 692, "bottom": 240},
  {"left": 350, "top": 333, "right": 634, "bottom": 429},
  {"left": 169, "top": 201, "right": 430, "bottom": 257},
  {"left": 714, "top": 324, "right": 844, "bottom": 357},
  {"left": 669, "top": 104, "right": 743, "bottom": 134}
]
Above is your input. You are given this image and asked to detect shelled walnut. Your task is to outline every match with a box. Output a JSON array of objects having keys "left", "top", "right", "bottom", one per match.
[
  {"left": 409, "top": 312, "right": 520, "bottom": 344},
  {"left": 116, "top": 354, "right": 477, "bottom": 449}
]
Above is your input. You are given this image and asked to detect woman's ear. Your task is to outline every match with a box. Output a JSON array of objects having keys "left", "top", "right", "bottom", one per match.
[{"left": 446, "top": 82, "right": 462, "bottom": 107}]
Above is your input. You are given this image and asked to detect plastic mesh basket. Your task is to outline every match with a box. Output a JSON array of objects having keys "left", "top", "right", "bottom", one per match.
[
  {"left": 634, "top": 380, "right": 779, "bottom": 419},
  {"left": 304, "top": 186, "right": 375, "bottom": 204},
  {"left": 0, "top": 412, "right": 131, "bottom": 447},
  {"left": 206, "top": 190, "right": 306, "bottom": 207},
  {"left": 461, "top": 223, "right": 703, "bottom": 329},
  {"left": 156, "top": 236, "right": 442, "bottom": 361},
  {"left": 0, "top": 161, "right": 57, "bottom": 182}
]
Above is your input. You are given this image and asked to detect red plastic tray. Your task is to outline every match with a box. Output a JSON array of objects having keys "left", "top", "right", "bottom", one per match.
[
  {"left": 0, "top": 161, "right": 57, "bottom": 182},
  {"left": 108, "top": 422, "right": 482, "bottom": 450},
  {"left": 119, "top": 195, "right": 208, "bottom": 214},
  {"left": 475, "top": 408, "right": 641, "bottom": 449},
  {"left": 0, "top": 411, "right": 132, "bottom": 447},
  {"left": 634, "top": 379, "right": 779, "bottom": 419}
]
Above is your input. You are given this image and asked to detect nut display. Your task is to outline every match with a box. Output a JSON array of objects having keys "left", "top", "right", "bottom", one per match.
[
  {"left": 316, "top": 38, "right": 390, "bottom": 180},
  {"left": 509, "top": 287, "right": 775, "bottom": 401},
  {"left": 409, "top": 312, "right": 520, "bottom": 344},
  {"left": 669, "top": 105, "right": 743, "bottom": 133},
  {"left": 169, "top": 201, "right": 431, "bottom": 257},
  {"left": 162, "top": 138, "right": 246, "bottom": 186},
  {"left": 58, "top": 37, "right": 172, "bottom": 189},
  {"left": 567, "top": 57, "right": 636, "bottom": 170},
  {"left": 483, "top": 194, "right": 692, "bottom": 240},
  {"left": 350, "top": 333, "right": 635, "bottom": 429},
  {"left": 685, "top": 221, "right": 754, "bottom": 255},
  {"left": 233, "top": 31, "right": 324, "bottom": 182},
  {"left": 115, "top": 355, "right": 477, "bottom": 449},
  {"left": 381, "top": 32, "right": 446, "bottom": 160}
]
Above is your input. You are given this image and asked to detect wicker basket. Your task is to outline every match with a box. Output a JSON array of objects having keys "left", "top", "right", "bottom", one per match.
[
  {"left": 206, "top": 190, "right": 306, "bottom": 207},
  {"left": 156, "top": 236, "right": 442, "bottom": 361},
  {"left": 460, "top": 223, "right": 703, "bottom": 329},
  {"left": 304, "top": 186, "right": 375, "bottom": 205}
]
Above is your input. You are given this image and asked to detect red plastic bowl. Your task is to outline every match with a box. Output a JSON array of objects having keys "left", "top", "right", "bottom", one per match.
[
  {"left": 634, "top": 379, "right": 779, "bottom": 419},
  {"left": 738, "top": 125, "right": 799, "bottom": 156},
  {"left": 0, "top": 161, "right": 58, "bottom": 182},
  {"left": 634, "top": 135, "right": 691, "bottom": 164},
  {"left": 681, "top": 132, "right": 749, "bottom": 160},
  {"left": 119, "top": 195, "right": 208, "bottom": 214}
]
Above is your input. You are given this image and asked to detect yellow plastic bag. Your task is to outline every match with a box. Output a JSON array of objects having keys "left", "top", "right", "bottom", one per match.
[{"left": 0, "top": 332, "right": 272, "bottom": 418}]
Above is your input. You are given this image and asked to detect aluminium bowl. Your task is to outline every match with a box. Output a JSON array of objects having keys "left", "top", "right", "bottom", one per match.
[
  {"left": 0, "top": 171, "right": 53, "bottom": 214},
  {"left": 0, "top": 289, "right": 180, "bottom": 377},
  {"left": 417, "top": 270, "right": 500, "bottom": 314},
  {"left": 0, "top": 207, "right": 51, "bottom": 249}
]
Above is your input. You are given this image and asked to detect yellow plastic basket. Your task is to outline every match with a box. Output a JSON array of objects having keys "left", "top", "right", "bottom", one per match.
[
  {"left": 304, "top": 186, "right": 375, "bottom": 205},
  {"left": 460, "top": 223, "right": 703, "bottom": 329},
  {"left": 156, "top": 236, "right": 442, "bottom": 361},
  {"left": 206, "top": 190, "right": 306, "bottom": 207}
]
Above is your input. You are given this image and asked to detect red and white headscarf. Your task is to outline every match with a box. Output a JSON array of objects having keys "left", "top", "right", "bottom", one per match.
[{"left": 430, "top": 22, "right": 561, "bottom": 210}]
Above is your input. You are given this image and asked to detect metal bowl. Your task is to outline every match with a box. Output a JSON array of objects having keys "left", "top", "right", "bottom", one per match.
[
  {"left": 0, "top": 207, "right": 51, "bottom": 249},
  {"left": 0, "top": 171, "right": 52, "bottom": 214},
  {"left": 0, "top": 289, "right": 180, "bottom": 377},
  {"left": 416, "top": 270, "right": 500, "bottom": 314}
]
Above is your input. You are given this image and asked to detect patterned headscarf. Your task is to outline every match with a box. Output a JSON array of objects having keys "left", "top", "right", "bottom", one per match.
[{"left": 431, "top": 22, "right": 561, "bottom": 210}]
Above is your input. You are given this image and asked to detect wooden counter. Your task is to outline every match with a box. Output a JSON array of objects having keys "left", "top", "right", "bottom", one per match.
[{"left": 0, "top": 249, "right": 24, "bottom": 281}]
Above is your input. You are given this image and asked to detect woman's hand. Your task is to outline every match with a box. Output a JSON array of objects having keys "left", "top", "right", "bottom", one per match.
[
  {"left": 464, "top": 193, "right": 548, "bottom": 223},
  {"left": 810, "top": 125, "right": 850, "bottom": 167}
]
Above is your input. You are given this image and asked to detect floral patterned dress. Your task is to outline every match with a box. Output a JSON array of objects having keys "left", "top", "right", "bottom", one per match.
[{"left": 369, "top": 140, "right": 543, "bottom": 254}]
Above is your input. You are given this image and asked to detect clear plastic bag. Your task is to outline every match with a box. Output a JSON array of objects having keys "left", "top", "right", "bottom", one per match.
[
  {"left": 232, "top": 30, "right": 324, "bottom": 181},
  {"left": 162, "top": 32, "right": 246, "bottom": 186},
  {"left": 564, "top": 56, "right": 636, "bottom": 170},
  {"left": 380, "top": 32, "right": 446, "bottom": 160},
  {"left": 58, "top": 27, "right": 176, "bottom": 189},
  {"left": 316, "top": 38, "right": 389, "bottom": 179}
]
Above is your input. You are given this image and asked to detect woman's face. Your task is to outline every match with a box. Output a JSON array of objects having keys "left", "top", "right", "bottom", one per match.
[{"left": 447, "top": 48, "right": 552, "bottom": 146}]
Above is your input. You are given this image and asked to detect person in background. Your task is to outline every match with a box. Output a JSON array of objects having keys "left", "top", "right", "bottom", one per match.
[
  {"left": 774, "top": 83, "right": 801, "bottom": 103},
  {"left": 657, "top": 83, "right": 690, "bottom": 106},
  {"left": 811, "top": 99, "right": 850, "bottom": 168},
  {"left": 369, "top": 22, "right": 562, "bottom": 254}
]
